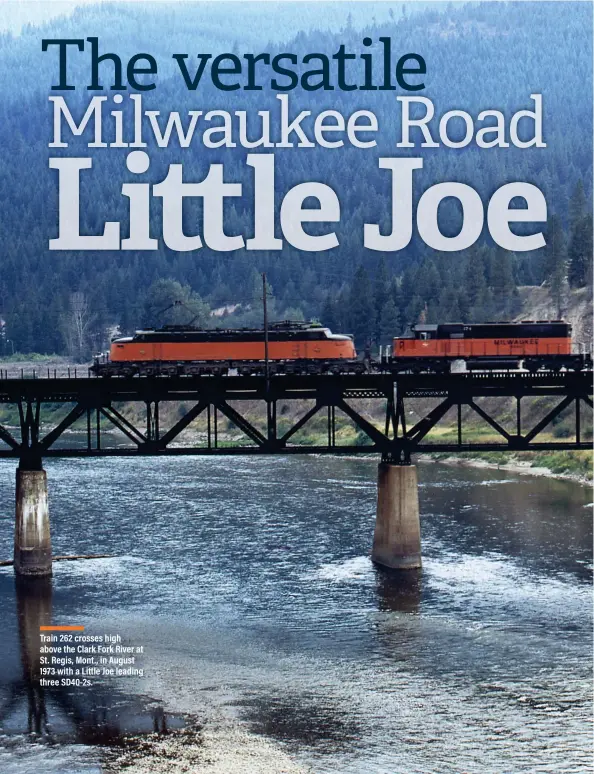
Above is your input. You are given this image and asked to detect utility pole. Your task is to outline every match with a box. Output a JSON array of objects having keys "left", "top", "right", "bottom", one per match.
[
  {"left": 262, "top": 272, "right": 269, "bottom": 383},
  {"left": 262, "top": 273, "right": 274, "bottom": 444}
]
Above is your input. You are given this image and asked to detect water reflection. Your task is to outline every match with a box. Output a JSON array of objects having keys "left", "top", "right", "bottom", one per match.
[
  {"left": 0, "top": 456, "right": 590, "bottom": 774},
  {"left": 374, "top": 569, "right": 421, "bottom": 614},
  {"left": 418, "top": 466, "right": 592, "bottom": 581},
  {"left": 15, "top": 575, "right": 52, "bottom": 736},
  {"left": 3, "top": 576, "right": 183, "bottom": 749}
]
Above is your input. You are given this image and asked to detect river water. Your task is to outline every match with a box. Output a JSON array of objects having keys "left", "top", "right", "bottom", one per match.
[{"left": 0, "top": 455, "right": 591, "bottom": 773}]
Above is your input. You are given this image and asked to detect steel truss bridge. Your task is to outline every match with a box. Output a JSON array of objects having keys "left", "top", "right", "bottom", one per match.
[{"left": 0, "top": 371, "right": 591, "bottom": 465}]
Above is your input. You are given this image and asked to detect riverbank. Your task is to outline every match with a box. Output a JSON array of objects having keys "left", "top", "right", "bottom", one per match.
[
  {"left": 424, "top": 448, "right": 593, "bottom": 485},
  {"left": 0, "top": 416, "right": 589, "bottom": 486},
  {"left": 0, "top": 374, "right": 590, "bottom": 486},
  {"left": 421, "top": 453, "right": 593, "bottom": 486},
  {"left": 105, "top": 717, "right": 312, "bottom": 774}
]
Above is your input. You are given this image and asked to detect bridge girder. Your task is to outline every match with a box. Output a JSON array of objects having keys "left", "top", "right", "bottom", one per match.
[{"left": 0, "top": 372, "right": 590, "bottom": 460}]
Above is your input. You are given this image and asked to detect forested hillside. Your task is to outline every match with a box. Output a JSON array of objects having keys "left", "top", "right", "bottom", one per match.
[{"left": 0, "top": 1, "right": 591, "bottom": 357}]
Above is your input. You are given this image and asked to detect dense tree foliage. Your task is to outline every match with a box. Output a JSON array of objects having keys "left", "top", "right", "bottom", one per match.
[
  {"left": 0, "top": 1, "right": 591, "bottom": 356},
  {"left": 142, "top": 279, "right": 211, "bottom": 328}
]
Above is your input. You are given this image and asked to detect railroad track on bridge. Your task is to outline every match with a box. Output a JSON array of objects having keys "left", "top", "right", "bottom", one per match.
[{"left": 0, "top": 370, "right": 590, "bottom": 462}]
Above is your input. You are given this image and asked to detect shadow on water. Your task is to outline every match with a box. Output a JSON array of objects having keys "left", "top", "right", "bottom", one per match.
[
  {"left": 0, "top": 575, "right": 186, "bottom": 749},
  {"left": 234, "top": 691, "right": 363, "bottom": 755},
  {"left": 418, "top": 465, "right": 593, "bottom": 582},
  {"left": 374, "top": 568, "right": 422, "bottom": 614},
  {"left": 0, "top": 456, "right": 590, "bottom": 773},
  {"left": 234, "top": 572, "right": 424, "bottom": 756}
]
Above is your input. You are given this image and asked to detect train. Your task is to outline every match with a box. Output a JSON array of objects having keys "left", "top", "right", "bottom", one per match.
[
  {"left": 91, "top": 320, "right": 592, "bottom": 377},
  {"left": 388, "top": 321, "right": 590, "bottom": 373},
  {"left": 92, "top": 321, "right": 364, "bottom": 376}
]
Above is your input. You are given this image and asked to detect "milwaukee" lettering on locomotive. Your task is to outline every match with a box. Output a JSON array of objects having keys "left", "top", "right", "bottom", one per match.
[{"left": 493, "top": 339, "right": 538, "bottom": 345}]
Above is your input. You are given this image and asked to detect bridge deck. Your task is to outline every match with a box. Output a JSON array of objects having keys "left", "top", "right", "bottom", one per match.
[{"left": 0, "top": 371, "right": 591, "bottom": 460}]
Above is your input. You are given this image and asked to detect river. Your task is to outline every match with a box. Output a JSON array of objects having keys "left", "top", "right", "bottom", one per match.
[{"left": 0, "top": 455, "right": 591, "bottom": 773}]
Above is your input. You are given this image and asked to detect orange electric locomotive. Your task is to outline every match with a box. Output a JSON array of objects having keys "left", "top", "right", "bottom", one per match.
[
  {"left": 92, "top": 321, "right": 362, "bottom": 376},
  {"left": 93, "top": 319, "right": 591, "bottom": 377},
  {"left": 387, "top": 321, "right": 589, "bottom": 372}
]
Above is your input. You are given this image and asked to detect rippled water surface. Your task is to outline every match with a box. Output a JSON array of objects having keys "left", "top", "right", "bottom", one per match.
[{"left": 0, "top": 455, "right": 591, "bottom": 773}]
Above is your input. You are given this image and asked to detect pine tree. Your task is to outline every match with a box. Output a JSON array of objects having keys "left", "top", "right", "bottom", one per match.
[
  {"left": 373, "top": 257, "right": 390, "bottom": 344},
  {"left": 569, "top": 180, "right": 587, "bottom": 231},
  {"left": 490, "top": 249, "right": 516, "bottom": 318},
  {"left": 543, "top": 215, "right": 568, "bottom": 316},
  {"left": 391, "top": 279, "right": 405, "bottom": 334},
  {"left": 399, "top": 268, "right": 416, "bottom": 310},
  {"left": 568, "top": 214, "right": 593, "bottom": 288},
  {"left": 416, "top": 259, "right": 441, "bottom": 306},
  {"left": 379, "top": 298, "right": 400, "bottom": 345},
  {"left": 438, "top": 288, "right": 461, "bottom": 321},
  {"left": 464, "top": 250, "right": 488, "bottom": 317},
  {"left": 404, "top": 295, "right": 424, "bottom": 329},
  {"left": 335, "top": 286, "right": 351, "bottom": 332},
  {"left": 321, "top": 293, "right": 338, "bottom": 331},
  {"left": 457, "top": 289, "right": 471, "bottom": 322},
  {"left": 349, "top": 265, "right": 374, "bottom": 347}
]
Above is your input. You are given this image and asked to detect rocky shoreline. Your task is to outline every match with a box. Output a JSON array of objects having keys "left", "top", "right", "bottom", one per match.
[
  {"left": 420, "top": 454, "right": 593, "bottom": 486},
  {"left": 105, "top": 718, "right": 312, "bottom": 774}
]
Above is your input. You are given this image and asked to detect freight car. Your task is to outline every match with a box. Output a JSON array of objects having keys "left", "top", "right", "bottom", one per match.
[
  {"left": 92, "top": 321, "right": 363, "bottom": 376},
  {"left": 385, "top": 321, "right": 591, "bottom": 373}
]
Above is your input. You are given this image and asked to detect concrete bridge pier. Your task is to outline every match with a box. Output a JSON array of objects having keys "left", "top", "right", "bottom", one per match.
[
  {"left": 372, "top": 460, "right": 421, "bottom": 570},
  {"left": 14, "top": 459, "right": 52, "bottom": 577}
]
